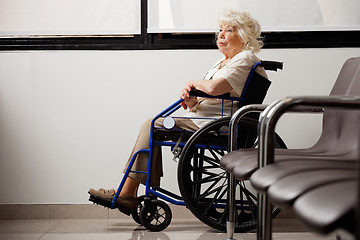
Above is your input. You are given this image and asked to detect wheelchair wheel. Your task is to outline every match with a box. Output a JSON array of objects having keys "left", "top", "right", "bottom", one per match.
[
  {"left": 178, "top": 117, "right": 286, "bottom": 232},
  {"left": 131, "top": 195, "right": 145, "bottom": 225},
  {"left": 140, "top": 199, "right": 172, "bottom": 232}
]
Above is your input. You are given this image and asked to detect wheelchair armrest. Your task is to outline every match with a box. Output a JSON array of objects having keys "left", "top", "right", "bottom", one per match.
[{"left": 189, "top": 88, "right": 231, "bottom": 99}]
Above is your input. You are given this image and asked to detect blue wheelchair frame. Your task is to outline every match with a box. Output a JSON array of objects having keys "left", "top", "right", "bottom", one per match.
[{"left": 110, "top": 61, "right": 278, "bottom": 209}]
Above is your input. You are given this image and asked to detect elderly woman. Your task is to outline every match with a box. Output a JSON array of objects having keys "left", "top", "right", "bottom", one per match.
[{"left": 89, "top": 9, "right": 267, "bottom": 215}]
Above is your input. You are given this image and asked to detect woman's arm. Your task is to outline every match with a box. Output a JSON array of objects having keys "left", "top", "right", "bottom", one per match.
[
  {"left": 180, "top": 77, "right": 233, "bottom": 109},
  {"left": 184, "top": 78, "right": 232, "bottom": 96}
]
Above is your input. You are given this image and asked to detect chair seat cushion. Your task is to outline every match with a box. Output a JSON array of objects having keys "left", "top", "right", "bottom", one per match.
[
  {"left": 293, "top": 180, "right": 357, "bottom": 234},
  {"left": 267, "top": 169, "right": 357, "bottom": 206},
  {"left": 250, "top": 159, "right": 357, "bottom": 193},
  {"left": 220, "top": 149, "right": 258, "bottom": 177},
  {"left": 220, "top": 146, "right": 357, "bottom": 182}
]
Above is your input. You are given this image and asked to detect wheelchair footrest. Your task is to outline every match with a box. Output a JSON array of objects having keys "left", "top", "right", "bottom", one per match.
[{"left": 88, "top": 194, "right": 133, "bottom": 216}]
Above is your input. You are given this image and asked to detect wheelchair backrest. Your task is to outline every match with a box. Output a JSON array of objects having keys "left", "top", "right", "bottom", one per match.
[
  {"left": 240, "top": 60, "right": 283, "bottom": 107},
  {"left": 240, "top": 71, "right": 271, "bottom": 107},
  {"left": 236, "top": 61, "right": 282, "bottom": 120}
]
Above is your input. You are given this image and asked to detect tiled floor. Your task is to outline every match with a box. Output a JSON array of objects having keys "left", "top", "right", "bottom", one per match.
[{"left": 0, "top": 218, "right": 338, "bottom": 240}]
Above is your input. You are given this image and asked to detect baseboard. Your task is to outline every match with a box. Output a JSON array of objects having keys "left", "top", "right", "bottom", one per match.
[{"left": 0, "top": 204, "right": 195, "bottom": 219}]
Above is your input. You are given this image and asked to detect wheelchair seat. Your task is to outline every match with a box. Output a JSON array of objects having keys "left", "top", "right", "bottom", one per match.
[{"left": 155, "top": 126, "right": 195, "bottom": 143}]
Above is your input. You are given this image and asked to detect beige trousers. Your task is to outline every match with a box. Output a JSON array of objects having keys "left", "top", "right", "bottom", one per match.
[{"left": 123, "top": 117, "right": 199, "bottom": 187}]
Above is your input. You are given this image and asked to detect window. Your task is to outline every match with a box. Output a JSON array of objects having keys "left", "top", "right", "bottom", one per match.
[
  {"left": 0, "top": 0, "right": 141, "bottom": 36},
  {"left": 0, "top": 0, "right": 359, "bottom": 50},
  {"left": 148, "top": 0, "right": 360, "bottom": 33}
]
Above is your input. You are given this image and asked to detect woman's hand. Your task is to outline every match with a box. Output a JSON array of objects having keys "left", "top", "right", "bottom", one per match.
[
  {"left": 180, "top": 81, "right": 195, "bottom": 99},
  {"left": 180, "top": 81, "right": 198, "bottom": 110},
  {"left": 179, "top": 78, "right": 233, "bottom": 109},
  {"left": 180, "top": 96, "right": 198, "bottom": 110}
]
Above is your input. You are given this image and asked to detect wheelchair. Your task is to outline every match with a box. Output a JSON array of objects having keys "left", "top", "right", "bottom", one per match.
[{"left": 89, "top": 60, "right": 287, "bottom": 232}]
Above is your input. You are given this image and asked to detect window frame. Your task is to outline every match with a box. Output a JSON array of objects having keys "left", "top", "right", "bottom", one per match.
[{"left": 0, "top": 0, "right": 359, "bottom": 51}]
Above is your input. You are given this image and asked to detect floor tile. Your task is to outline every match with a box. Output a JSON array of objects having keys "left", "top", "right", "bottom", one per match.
[
  {"left": 0, "top": 234, "right": 42, "bottom": 240},
  {"left": 47, "top": 219, "right": 138, "bottom": 233},
  {"left": 36, "top": 233, "right": 133, "bottom": 240},
  {"left": 0, "top": 219, "right": 60, "bottom": 234},
  {"left": 272, "top": 232, "right": 334, "bottom": 240},
  {"left": 0, "top": 218, "right": 341, "bottom": 240}
]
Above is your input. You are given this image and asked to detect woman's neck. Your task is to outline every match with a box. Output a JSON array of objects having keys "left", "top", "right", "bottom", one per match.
[
  {"left": 221, "top": 49, "right": 243, "bottom": 67},
  {"left": 224, "top": 48, "right": 242, "bottom": 61}
]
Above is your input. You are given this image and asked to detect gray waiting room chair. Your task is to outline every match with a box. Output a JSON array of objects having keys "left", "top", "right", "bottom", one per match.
[{"left": 221, "top": 57, "right": 360, "bottom": 240}]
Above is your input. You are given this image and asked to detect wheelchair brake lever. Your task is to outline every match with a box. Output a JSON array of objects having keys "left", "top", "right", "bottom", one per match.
[
  {"left": 172, "top": 130, "right": 185, "bottom": 162},
  {"left": 172, "top": 147, "right": 181, "bottom": 162}
]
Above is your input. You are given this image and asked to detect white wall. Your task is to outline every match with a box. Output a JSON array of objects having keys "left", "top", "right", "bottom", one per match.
[{"left": 0, "top": 48, "right": 359, "bottom": 204}]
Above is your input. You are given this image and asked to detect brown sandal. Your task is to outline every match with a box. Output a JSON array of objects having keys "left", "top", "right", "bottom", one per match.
[{"left": 88, "top": 188, "right": 138, "bottom": 216}]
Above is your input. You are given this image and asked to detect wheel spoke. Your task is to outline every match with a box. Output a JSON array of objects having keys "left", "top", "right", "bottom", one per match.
[
  {"left": 193, "top": 170, "right": 226, "bottom": 189},
  {"left": 202, "top": 180, "right": 227, "bottom": 215},
  {"left": 196, "top": 182, "right": 223, "bottom": 202},
  {"left": 239, "top": 183, "right": 257, "bottom": 220},
  {"left": 201, "top": 154, "right": 220, "bottom": 167},
  {"left": 195, "top": 173, "right": 225, "bottom": 185}
]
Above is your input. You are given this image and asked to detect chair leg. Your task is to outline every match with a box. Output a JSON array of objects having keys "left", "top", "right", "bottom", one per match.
[
  {"left": 257, "top": 193, "right": 273, "bottom": 240},
  {"left": 226, "top": 174, "right": 236, "bottom": 240}
]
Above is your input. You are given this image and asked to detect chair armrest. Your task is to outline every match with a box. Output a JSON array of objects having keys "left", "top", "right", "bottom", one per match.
[
  {"left": 228, "top": 97, "right": 330, "bottom": 152},
  {"left": 229, "top": 104, "right": 268, "bottom": 151},
  {"left": 258, "top": 95, "right": 360, "bottom": 168}
]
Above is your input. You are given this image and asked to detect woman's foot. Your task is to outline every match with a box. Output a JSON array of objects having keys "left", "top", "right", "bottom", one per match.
[{"left": 88, "top": 188, "right": 138, "bottom": 215}]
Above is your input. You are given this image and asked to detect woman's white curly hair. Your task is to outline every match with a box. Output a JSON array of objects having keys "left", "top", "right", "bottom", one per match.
[{"left": 218, "top": 9, "right": 263, "bottom": 53}]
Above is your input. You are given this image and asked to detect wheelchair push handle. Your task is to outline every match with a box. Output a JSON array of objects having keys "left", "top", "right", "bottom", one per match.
[{"left": 260, "top": 60, "right": 283, "bottom": 71}]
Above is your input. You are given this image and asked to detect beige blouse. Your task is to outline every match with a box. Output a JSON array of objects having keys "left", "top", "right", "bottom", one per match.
[{"left": 185, "top": 50, "right": 267, "bottom": 127}]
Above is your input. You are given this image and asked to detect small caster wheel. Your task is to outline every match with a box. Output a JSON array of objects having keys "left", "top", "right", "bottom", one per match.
[
  {"left": 131, "top": 196, "right": 145, "bottom": 225},
  {"left": 140, "top": 199, "right": 172, "bottom": 232}
]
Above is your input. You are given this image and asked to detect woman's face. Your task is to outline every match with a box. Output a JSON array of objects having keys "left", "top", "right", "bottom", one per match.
[{"left": 217, "top": 24, "right": 245, "bottom": 58}]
